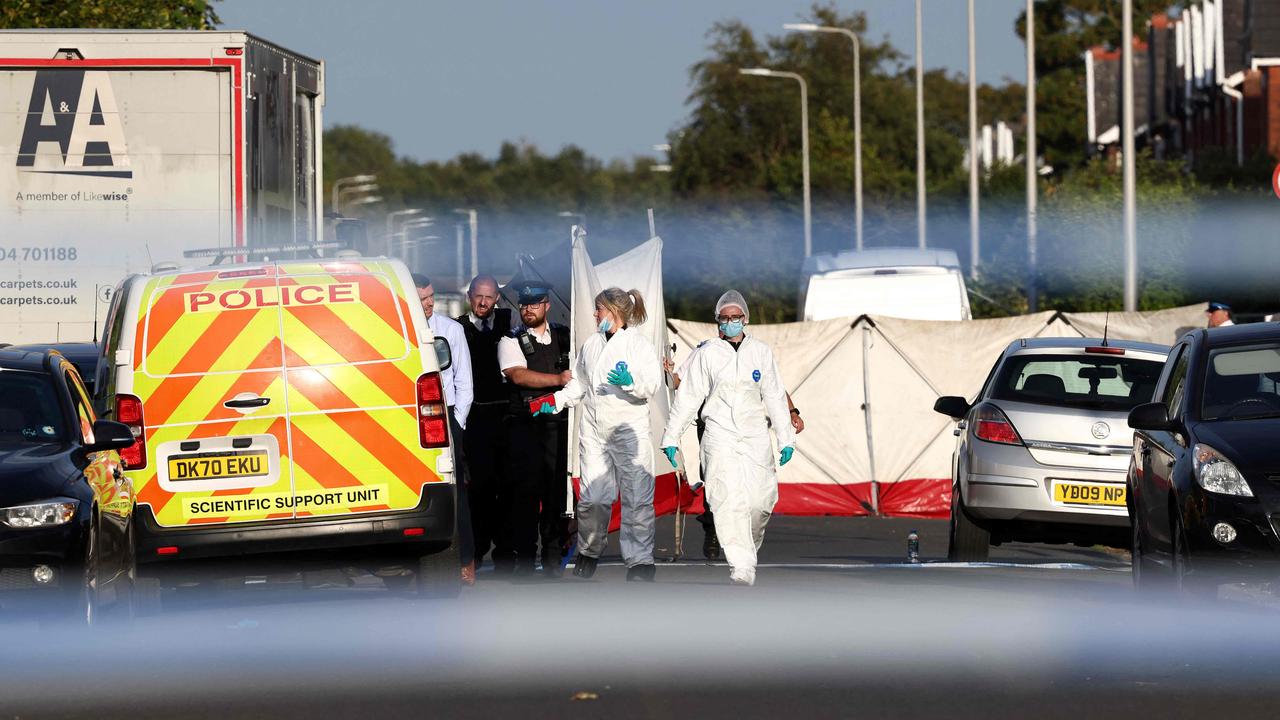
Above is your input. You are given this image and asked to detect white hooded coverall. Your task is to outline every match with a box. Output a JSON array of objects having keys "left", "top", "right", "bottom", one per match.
[
  {"left": 553, "top": 327, "right": 661, "bottom": 567},
  {"left": 661, "top": 335, "right": 794, "bottom": 581}
]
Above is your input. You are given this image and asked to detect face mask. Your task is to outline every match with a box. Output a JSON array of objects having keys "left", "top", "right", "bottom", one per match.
[
  {"left": 719, "top": 320, "right": 744, "bottom": 338},
  {"left": 598, "top": 318, "right": 613, "bottom": 334}
]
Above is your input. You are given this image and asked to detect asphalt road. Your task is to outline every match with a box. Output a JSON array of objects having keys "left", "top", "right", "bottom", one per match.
[{"left": 7, "top": 515, "right": 1280, "bottom": 719}]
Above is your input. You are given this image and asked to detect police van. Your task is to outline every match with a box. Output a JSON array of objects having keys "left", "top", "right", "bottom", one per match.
[{"left": 96, "top": 257, "right": 459, "bottom": 596}]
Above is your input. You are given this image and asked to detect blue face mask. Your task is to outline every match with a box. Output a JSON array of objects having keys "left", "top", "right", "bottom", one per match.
[
  {"left": 719, "top": 320, "right": 744, "bottom": 338},
  {"left": 598, "top": 318, "right": 613, "bottom": 334}
]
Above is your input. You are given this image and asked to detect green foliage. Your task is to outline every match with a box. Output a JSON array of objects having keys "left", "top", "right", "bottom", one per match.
[
  {"left": 0, "top": 0, "right": 221, "bottom": 29},
  {"left": 670, "top": 4, "right": 1024, "bottom": 205}
]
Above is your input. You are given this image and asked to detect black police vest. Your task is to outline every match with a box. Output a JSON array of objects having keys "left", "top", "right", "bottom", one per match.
[
  {"left": 457, "top": 308, "right": 512, "bottom": 405},
  {"left": 507, "top": 323, "right": 570, "bottom": 417}
]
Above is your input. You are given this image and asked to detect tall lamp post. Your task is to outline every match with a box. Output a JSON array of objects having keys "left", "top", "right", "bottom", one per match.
[
  {"left": 331, "top": 174, "right": 376, "bottom": 214},
  {"left": 784, "top": 22, "right": 863, "bottom": 251},
  {"left": 452, "top": 208, "right": 479, "bottom": 279},
  {"left": 1122, "top": 0, "right": 1137, "bottom": 312},
  {"left": 1025, "top": 0, "right": 1039, "bottom": 312},
  {"left": 740, "top": 67, "right": 812, "bottom": 258},
  {"left": 967, "top": 0, "right": 980, "bottom": 278},
  {"left": 915, "top": 0, "right": 927, "bottom": 249},
  {"left": 385, "top": 208, "right": 423, "bottom": 258}
]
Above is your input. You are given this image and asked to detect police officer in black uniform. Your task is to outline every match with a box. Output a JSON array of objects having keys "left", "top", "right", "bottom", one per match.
[
  {"left": 456, "top": 275, "right": 513, "bottom": 571},
  {"left": 496, "top": 281, "right": 572, "bottom": 576}
]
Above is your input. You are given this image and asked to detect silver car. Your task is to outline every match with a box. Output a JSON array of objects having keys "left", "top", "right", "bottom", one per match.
[{"left": 933, "top": 338, "right": 1170, "bottom": 561}]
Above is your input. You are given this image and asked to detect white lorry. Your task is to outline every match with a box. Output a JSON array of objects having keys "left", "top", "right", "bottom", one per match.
[
  {"left": 799, "top": 248, "right": 972, "bottom": 322},
  {"left": 0, "top": 30, "right": 325, "bottom": 342}
]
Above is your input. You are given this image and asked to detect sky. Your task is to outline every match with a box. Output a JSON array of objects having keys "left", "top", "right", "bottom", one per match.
[{"left": 218, "top": 0, "right": 1029, "bottom": 164}]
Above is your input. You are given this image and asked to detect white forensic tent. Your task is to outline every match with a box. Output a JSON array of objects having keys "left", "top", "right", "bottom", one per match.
[{"left": 667, "top": 304, "right": 1204, "bottom": 518}]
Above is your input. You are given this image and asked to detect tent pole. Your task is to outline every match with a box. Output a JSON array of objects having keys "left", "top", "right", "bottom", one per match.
[
  {"left": 647, "top": 208, "right": 657, "bottom": 238},
  {"left": 862, "top": 324, "right": 880, "bottom": 515}
]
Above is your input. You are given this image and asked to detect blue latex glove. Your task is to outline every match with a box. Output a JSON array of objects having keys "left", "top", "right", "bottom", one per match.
[
  {"left": 779, "top": 446, "right": 794, "bottom": 466},
  {"left": 607, "top": 368, "right": 634, "bottom": 386},
  {"left": 533, "top": 402, "right": 555, "bottom": 416},
  {"left": 662, "top": 446, "right": 679, "bottom": 468}
]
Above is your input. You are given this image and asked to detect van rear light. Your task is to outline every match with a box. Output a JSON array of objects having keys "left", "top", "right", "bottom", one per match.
[
  {"left": 1085, "top": 346, "right": 1125, "bottom": 355},
  {"left": 416, "top": 373, "right": 449, "bottom": 449},
  {"left": 156, "top": 546, "right": 179, "bottom": 556},
  {"left": 973, "top": 404, "right": 1023, "bottom": 446},
  {"left": 115, "top": 394, "right": 147, "bottom": 469}
]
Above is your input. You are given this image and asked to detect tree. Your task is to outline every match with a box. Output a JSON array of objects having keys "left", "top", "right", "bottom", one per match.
[
  {"left": 1014, "top": 0, "right": 1169, "bottom": 171},
  {"left": 670, "top": 3, "right": 1025, "bottom": 206},
  {"left": 1, "top": 0, "right": 221, "bottom": 29}
]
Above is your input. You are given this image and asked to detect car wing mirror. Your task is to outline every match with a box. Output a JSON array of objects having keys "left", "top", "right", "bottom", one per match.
[
  {"left": 87, "top": 419, "right": 135, "bottom": 452},
  {"left": 1128, "top": 402, "right": 1172, "bottom": 432},
  {"left": 433, "top": 337, "right": 452, "bottom": 372},
  {"left": 933, "top": 396, "right": 971, "bottom": 420}
]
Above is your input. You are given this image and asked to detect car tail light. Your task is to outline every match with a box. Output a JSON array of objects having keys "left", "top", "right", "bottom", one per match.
[
  {"left": 115, "top": 394, "right": 147, "bottom": 469},
  {"left": 973, "top": 404, "right": 1023, "bottom": 446},
  {"left": 416, "top": 373, "right": 449, "bottom": 449},
  {"left": 1085, "top": 346, "right": 1125, "bottom": 356}
]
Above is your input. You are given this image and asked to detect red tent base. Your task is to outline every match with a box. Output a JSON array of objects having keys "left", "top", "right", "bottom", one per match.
[{"left": 576, "top": 475, "right": 951, "bottom": 532}]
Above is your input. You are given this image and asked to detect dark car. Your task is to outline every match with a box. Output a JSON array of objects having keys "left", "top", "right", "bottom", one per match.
[
  {"left": 0, "top": 348, "right": 137, "bottom": 622},
  {"left": 5, "top": 342, "right": 100, "bottom": 397},
  {"left": 1128, "top": 324, "right": 1280, "bottom": 594}
]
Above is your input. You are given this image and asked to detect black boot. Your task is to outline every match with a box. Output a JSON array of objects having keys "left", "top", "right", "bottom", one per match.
[
  {"left": 703, "top": 530, "right": 722, "bottom": 561},
  {"left": 541, "top": 549, "right": 563, "bottom": 578},
  {"left": 573, "top": 554, "right": 598, "bottom": 579},
  {"left": 626, "top": 564, "right": 656, "bottom": 582}
]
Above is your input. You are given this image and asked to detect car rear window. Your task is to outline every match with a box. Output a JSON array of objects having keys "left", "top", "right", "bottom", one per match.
[
  {"left": 1202, "top": 344, "right": 1280, "bottom": 420},
  {"left": 991, "top": 354, "right": 1164, "bottom": 412},
  {"left": 0, "top": 372, "right": 65, "bottom": 443}
]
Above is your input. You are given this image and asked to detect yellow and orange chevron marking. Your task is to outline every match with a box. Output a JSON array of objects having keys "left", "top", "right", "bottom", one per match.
[{"left": 127, "top": 261, "right": 444, "bottom": 528}]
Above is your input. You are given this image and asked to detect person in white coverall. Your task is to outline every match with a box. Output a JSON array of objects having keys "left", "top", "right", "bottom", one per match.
[
  {"left": 660, "top": 290, "right": 795, "bottom": 586},
  {"left": 534, "top": 287, "right": 662, "bottom": 581}
]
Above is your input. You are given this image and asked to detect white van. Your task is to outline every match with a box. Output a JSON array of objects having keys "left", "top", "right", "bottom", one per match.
[{"left": 799, "top": 248, "right": 972, "bottom": 322}]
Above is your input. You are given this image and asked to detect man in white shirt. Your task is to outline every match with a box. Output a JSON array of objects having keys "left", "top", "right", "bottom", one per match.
[{"left": 414, "top": 273, "right": 476, "bottom": 585}]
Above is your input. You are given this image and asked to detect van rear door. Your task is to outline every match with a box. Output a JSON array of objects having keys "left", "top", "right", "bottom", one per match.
[
  {"left": 132, "top": 268, "right": 293, "bottom": 528},
  {"left": 277, "top": 260, "right": 446, "bottom": 519}
]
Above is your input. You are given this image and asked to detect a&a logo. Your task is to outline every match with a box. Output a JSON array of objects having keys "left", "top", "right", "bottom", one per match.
[{"left": 17, "top": 70, "right": 132, "bottom": 178}]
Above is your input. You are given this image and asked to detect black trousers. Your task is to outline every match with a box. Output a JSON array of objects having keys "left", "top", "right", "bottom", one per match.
[
  {"left": 496, "top": 415, "right": 568, "bottom": 565},
  {"left": 449, "top": 409, "right": 474, "bottom": 566},
  {"left": 463, "top": 402, "right": 506, "bottom": 563}
]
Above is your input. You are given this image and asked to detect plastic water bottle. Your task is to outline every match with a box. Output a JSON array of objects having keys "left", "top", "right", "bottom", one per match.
[{"left": 907, "top": 530, "right": 920, "bottom": 564}]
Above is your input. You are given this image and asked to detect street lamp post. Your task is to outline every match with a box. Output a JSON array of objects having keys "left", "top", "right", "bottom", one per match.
[
  {"left": 1026, "top": 0, "right": 1039, "bottom": 312},
  {"left": 396, "top": 218, "right": 434, "bottom": 270},
  {"left": 967, "top": 0, "right": 980, "bottom": 279},
  {"left": 784, "top": 22, "right": 863, "bottom": 251},
  {"left": 452, "top": 208, "right": 478, "bottom": 279},
  {"left": 385, "top": 209, "right": 423, "bottom": 258},
  {"left": 740, "top": 68, "right": 812, "bottom": 258},
  {"left": 1122, "top": 0, "right": 1137, "bottom": 311},
  {"left": 331, "top": 174, "right": 376, "bottom": 214},
  {"left": 915, "top": 0, "right": 927, "bottom": 249}
]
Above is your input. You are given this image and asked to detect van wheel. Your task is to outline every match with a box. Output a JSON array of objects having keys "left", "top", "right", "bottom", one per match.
[
  {"left": 948, "top": 484, "right": 990, "bottom": 562},
  {"left": 417, "top": 541, "right": 461, "bottom": 599}
]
